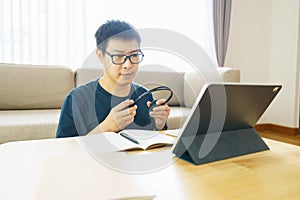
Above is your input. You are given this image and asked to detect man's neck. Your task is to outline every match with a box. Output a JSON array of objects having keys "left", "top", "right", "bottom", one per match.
[{"left": 98, "top": 78, "right": 131, "bottom": 97}]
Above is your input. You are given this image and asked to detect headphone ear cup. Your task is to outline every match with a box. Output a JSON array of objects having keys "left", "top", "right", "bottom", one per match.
[
  {"left": 133, "top": 100, "right": 158, "bottom": 127},
  {"left": 133, "top": 99, "right": 152, "bottom": 127},
  {"left": 131, "top": 85, "right": 173, "bottom": 128}
]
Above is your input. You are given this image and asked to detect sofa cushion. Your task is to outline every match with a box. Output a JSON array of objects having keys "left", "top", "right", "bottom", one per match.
[
  {"left": 0, "top": 109, "right": 60, "bottom": 144},
  {"left": 0, "top": 64, "right": 74, "bottom": 109}
]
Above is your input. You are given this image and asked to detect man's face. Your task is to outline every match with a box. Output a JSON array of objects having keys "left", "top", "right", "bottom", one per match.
[{"left": 98, "top": 38, "right": 140, "bottom": 86}]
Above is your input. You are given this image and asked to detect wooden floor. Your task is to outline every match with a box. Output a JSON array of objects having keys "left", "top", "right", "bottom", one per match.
[{"left": 257, "top": 130, "right": 300, "bottom": 146}]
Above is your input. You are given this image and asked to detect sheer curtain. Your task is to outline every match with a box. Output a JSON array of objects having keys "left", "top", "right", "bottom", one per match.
[
  {"left": 0, "top": 0, "right": 87, "bottom": 69},
  {"left": 0, "top": 0, "right": 216, "bottom": 70}
]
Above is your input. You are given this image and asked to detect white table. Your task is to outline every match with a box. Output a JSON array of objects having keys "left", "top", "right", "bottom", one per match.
[{"left": 1, "top": 135, "right": 300, "bottom": 200}]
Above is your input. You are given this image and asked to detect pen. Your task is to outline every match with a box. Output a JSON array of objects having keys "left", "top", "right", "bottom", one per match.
[{"left": 120, "top": 132, "right": 140, "bottom": 144}]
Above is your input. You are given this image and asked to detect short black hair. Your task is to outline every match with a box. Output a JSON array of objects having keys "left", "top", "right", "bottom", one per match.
[{"left": 95, "top": 19, "right": 141, "bottom": 51}]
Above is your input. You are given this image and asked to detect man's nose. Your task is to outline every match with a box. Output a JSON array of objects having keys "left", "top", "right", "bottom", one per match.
[{"left": 122, "top": 57, "right": 133, "bottom": 69}]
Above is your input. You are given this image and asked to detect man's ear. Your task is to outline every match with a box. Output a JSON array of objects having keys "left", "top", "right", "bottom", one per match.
[
  {"left": 96, "top": 49, "right": 104, "bottom": 59},
  {"left": 96, "top": 48, "right": 106, "bottom": 65}
]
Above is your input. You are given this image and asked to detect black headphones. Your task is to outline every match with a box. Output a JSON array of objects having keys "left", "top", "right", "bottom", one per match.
[
  {"left": 130, "top": 85, "right": 173, "bottom": 127},
  {"left": 133, "top": 85, "right": 173, "bottom": 110}
]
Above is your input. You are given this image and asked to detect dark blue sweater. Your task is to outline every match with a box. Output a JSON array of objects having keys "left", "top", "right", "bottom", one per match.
[{"left": 56, "top": 79, "right": 154, "bottom": 138}]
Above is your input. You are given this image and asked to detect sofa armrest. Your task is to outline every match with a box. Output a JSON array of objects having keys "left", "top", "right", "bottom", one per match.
[
  {"left": 218, "top": 67, "right": 240, "bottom": 82},
  {"left": 184, "top": 67, "right": 240, "bottom": 107}
]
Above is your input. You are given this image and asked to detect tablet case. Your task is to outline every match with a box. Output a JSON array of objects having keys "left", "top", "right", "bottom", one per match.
[{"left": 172, "top": 83, "right": 282, "bottom": 165}]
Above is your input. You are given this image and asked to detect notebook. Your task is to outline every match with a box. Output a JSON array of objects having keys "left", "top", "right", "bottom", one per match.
[{"left": 103, "top": 129, "right": 175, "bottom": 151}]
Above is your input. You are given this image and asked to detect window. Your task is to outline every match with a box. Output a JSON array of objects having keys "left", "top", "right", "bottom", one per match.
[{"left": 0, "top": 0, "right": 215, "bottom": 71}]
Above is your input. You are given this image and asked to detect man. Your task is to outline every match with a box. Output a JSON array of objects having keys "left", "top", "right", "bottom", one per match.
[{"left": 56, "top": 20, "right": 170, "bottom": 138}]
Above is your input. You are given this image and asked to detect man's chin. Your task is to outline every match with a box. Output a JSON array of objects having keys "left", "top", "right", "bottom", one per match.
[{"left": 117, "top": 79, "right": 133, "bottom": 86}]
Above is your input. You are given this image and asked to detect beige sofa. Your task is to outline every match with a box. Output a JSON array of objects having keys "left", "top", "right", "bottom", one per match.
[{"left": 0, "top": 63, "right": 240, "bottom": 144}]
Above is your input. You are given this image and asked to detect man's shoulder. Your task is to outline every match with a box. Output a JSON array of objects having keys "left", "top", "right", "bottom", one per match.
[
  {"left": 72, "top": 79, "right": 98, "bottom": 94},
  {"left": 68, "top": 79, "right": 99, "bottom": 102},
  {"left": 131, "top": 82, "right": 148, "bottom": 92}
]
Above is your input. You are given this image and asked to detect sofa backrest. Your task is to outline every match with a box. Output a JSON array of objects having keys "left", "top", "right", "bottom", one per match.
[
  {"left": 0, "top": 63, "right": 239, "bottom": 110},
  {"left": 0, "top": 64, "right": 74, "bottom": 109},
  {"left": 76, "top": 66, "right": 240, "bottom": 108},
  {"left": 75, "top": 65, "right": 185, "bottom": 106}
]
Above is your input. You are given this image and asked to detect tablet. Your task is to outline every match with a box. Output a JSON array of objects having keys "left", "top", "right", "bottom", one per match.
[{"left": 172, "top": 83, "right": 282, "bottom": 165}]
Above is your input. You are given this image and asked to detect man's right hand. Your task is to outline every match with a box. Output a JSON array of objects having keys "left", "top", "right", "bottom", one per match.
[{"left": 98, "top": 99, "right": 137, "bottom": 133}]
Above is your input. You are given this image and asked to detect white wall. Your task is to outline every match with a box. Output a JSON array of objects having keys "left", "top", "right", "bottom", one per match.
[{"left": 225, "top": 0, "right": 300, "bottom": 128}]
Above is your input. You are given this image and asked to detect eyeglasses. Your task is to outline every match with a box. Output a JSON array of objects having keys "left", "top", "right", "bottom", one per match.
[{"left": 101, "top": 48, "right": 144, "bottom": 65}]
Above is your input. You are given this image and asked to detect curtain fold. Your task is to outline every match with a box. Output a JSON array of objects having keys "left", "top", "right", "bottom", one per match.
[{"left": 213, "top": 0, "right": 232, "bottom": 67}]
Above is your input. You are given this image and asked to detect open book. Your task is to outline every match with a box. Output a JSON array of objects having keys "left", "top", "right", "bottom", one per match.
[{"left": 103, "top": 129, "right": 175, "bottom": 151}]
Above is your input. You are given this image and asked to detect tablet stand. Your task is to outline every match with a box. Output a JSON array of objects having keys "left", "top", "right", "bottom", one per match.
[{"left": 173, "top": 128, "right": 269, "bottom": 165}]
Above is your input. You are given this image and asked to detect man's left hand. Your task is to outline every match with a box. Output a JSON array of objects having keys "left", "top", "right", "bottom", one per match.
[{"left": 147, "top": 99, "right": 170, "bottom": 130}]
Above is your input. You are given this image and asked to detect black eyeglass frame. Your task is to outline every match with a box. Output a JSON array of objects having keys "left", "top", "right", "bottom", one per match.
[{"left": 100, "top": 48, "right": 144, "bottom": 65}]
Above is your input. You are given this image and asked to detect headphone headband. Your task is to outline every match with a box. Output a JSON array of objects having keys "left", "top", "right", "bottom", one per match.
[{"left": 134, "top": 85, "right": 173, "bottom": 106}]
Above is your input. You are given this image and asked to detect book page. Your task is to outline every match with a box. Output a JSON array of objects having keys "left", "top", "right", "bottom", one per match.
[{"left": 103, "top": 132, "right": 141, "bottom": 151}]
